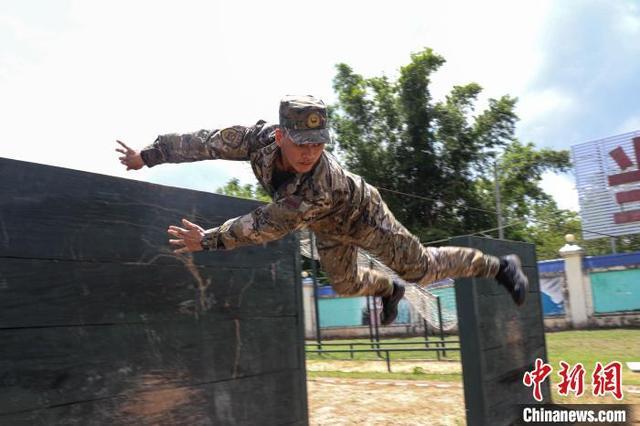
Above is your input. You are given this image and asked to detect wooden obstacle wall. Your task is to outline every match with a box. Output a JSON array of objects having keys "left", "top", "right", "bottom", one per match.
[
  {"left": 0, "top": 157, "right": 308, "bottom": 425},
  {"left": 451, "top": 236, "right": 550, "bottom": 426}
]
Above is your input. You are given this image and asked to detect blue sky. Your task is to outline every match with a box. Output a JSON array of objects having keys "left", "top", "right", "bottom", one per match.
[
  {"left": 1, "top": 0, "right": 639, "bottom": 212},
  {"left": 519, "top": 1, "right": 640, "bottom": 148}
]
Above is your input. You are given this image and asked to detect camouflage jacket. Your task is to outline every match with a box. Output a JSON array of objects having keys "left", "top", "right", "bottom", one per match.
[{"left": 141, "top": 121, "right": 393, "bottom": 250}]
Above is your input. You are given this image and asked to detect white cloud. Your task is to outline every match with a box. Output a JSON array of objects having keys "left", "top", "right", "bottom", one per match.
[
  {"left": 540, "top": 171, "right": 579, "bottom": 212},
  {"left": 0, "top": 1, "right": 264, "bottom": 185},
  {"left": 516, "top": 88, "right": 576, "bottom": 145},
  {"left": 616, "top": 115, "right": 640, "bottom": 134},
  {"left": 0, "top": 0, "right": 559, "bottom": 193},
  {"left": 0, "top": 13, "right": 52, "bottom": 42},
  {"left": 517, "top": 88, "right": 574, "bottom": 124},
  {"left": 618, "top": 1, "right": 640, "bottom": 40},
  {"left": 425, "top": 1, "right": 551, "bottom": 102}
]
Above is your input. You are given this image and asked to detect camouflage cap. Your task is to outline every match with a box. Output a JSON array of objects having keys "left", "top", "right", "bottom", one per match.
[{"left": 279, "top": 95, "right": 332, "bottom": 145}]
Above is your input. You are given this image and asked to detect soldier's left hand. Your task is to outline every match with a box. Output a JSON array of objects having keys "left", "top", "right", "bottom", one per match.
[
  {"left": 168, "top": 219, "right": 206, "bottom": 254},
  {"left": 115, "top": 140, "right": 145, "bottom": 171}
]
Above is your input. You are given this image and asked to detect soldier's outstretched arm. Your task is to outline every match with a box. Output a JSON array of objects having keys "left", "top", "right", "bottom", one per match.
[
  {"left": 138, "top": 120, "right": 271, "bottom": 167},
  {"left": 200, "top": 194, "right": 331, "bottom": 251}
]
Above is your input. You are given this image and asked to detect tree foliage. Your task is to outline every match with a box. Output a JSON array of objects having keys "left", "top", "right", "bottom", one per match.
[
  {"left": 473, "top": 141, "right": 572, "bottom": 244},
  {"left": 214, "top": 48, "right": 640, "bottom": 259},
  {"left": 216, "top": 178, "right": 271, "bottom": 202},
  {"left": 331, "top": 48, "right": 572, "bottom": 250}
]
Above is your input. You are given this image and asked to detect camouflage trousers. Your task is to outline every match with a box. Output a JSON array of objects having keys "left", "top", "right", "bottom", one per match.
[{"left": 315, "top": 215, "right": 501, "bottom": 298}]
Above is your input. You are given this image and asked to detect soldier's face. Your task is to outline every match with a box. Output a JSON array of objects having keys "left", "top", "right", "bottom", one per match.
[{"left": 275, "top": 128, "right": 325, "bottom": 173}]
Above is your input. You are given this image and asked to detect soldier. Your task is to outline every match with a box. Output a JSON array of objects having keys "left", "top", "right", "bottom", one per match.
[{"left": 116, "top": 95, "right": 528, "bottom": 325}]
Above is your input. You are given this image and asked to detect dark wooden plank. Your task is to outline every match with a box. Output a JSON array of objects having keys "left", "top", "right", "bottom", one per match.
[
  {"left": 475, "top": 266, "right": 540, "bottom": 297},
  {"left": 525, "top": 266, "right": 542, "bottom": 293},
  {"left": 0, "top": 317, "right": 299, "bottom": 414},
  {"left": 452, "top": 237, "right": 549, "bottom": 426},
  {"left": 475, "top": 293, "right": 546, "bottom": 350},
  {"left": 482, "top": 336, "right": 547, "bottom": 383},
  {"left": 290, "top": 241, "right": 310, "bottom": 422},
  {"left": 455, "top": 276, "right": 487, "bottom": 425},
  {"left": 485, "top": 364, "right": 552, "bottom": 409},
  {"left": 477, "top": 316, "right": 545, "bottom": 353},
  {"left": 0, "top": 369, "right": 306, "bottom": 426},
  {"left": 0, "top": 157, "right": 292, "bottom": 266},
  {"left": 484, "top": 367, "right": 551, "bottom": 426},
  {"left": 468, "top": 276, "right": 503, "bottom": 297},
  {"left": 0, "top": 259, "right": 296, "bottom": 328},
  {"left": 485, "top": 400, "right": 531, "bottom": 426},
  {"left": 0, "top": 157, "right": 308, "bottom": 425},
  {"left": 475, "top": 284, "right": 543, "bottom": 320}
]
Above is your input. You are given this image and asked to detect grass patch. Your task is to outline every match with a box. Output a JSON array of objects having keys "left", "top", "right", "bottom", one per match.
[
  {"left": 307, "top": 370, "right": 462, "bottom": 382},
  {"left": 545, "top": 328, "right": 640, "bottom": 386},
  {"left": 545, "top": 329, "right": 639, "bottom": 366},
  {"left": 306, "top": 329, "right": 640, "bottom": 385}
]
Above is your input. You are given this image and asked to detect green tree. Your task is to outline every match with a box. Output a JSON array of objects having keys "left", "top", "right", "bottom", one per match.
[
  {"left": 331, "top": 48, "right": 571, "bottom": 245},
  {"left": 216, "top": 178, "right": 271, "bottom": 202},
  {"left": 472, "top": 141, "right": 572, "bottom": 244},
  {"left": 524, "top": 201, "right": 581, "bottom": 260},
  {"left": 526, "top": 206, "right": 640, "bottom": 260},
  {"left": 498, "top": 141, "right": 571, "bottom": 217},
  {"left": 565, "top": 227, "right": 640, "bottom": 258},
  {"left": 489, "top": 144, "right": 640, "bottom": 259}
]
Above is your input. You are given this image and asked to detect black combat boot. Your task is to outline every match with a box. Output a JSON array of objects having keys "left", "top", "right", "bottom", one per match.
[
  {"left": 495, "top": 254, "right": 529, "bottom": 306},
  {"left": 380, "top": 281, "right": 405, "bottom": 325}
]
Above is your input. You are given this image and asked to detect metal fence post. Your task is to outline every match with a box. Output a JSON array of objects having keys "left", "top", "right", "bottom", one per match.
[
  {"left": 366, "top": 295, "right": 375, "bottom": 350},
  {"left": 423, "top": 318, "right": 430, "bottom": 348},
  {"left": 437, "top": 295, "right": 446, "bottom": 358},
  {"left": 372, "top": 296, "right": 382, "bottom": 358}
]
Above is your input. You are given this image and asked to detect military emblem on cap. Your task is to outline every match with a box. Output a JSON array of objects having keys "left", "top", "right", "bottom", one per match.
[
  {"left": 279, "top": 95, "right": 332, "bottom": 145},
  {"left": 306, "top": 112, "right": 322, "bottom": 129}
]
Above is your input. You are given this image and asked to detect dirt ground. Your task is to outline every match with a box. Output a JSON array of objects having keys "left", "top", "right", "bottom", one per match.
[
  {"left": 306, "top": 360, "right": 640, "bottom": 425},
  {"left": 307, "top": 378, "right": 466, "bottom": 426},
  {"left": 306, "top": 360, "right": 466, "bottom": 425}
]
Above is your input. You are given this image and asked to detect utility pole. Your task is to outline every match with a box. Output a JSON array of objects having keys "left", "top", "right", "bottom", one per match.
[{"left": 494, "top": 160, "right": 505, "bottom": 240}]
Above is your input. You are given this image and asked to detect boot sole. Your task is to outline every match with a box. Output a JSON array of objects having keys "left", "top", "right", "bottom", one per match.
[
  {"left": 381, "top": 285, "right": 405, "bottom": 325},
  {"left": 505, "top": 254, "right": 529, "bottom": 306}
]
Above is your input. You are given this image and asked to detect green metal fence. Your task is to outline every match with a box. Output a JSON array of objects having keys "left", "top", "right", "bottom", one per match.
[{"left": 590, "top": 268, "right": 640, "bottom": 313}]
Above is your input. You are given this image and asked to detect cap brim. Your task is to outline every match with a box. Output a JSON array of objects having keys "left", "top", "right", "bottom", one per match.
[{"left": 286, "top": 128, "right": 332, "bottom": 145}]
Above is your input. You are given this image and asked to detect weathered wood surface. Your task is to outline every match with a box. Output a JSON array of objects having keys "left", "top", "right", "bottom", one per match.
[
  {"left": 451, "top": 236, "right": 549, "bottom": 426},
  {"left": 0, "top": 259, "right": 297, "bottom": 327},
  {"left": 1, "top": 370, "right": 306, "bottom": 426},
  {"left": 0, "top": 157, "right": 286, "bottom": 266},
  {"left": 0, "top": 157, "right": 308, "bottom": 425}
]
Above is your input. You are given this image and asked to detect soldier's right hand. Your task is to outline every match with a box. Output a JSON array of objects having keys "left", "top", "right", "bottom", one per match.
[{"left": 115, "top": 140, "right": 145, "bottom": 171}]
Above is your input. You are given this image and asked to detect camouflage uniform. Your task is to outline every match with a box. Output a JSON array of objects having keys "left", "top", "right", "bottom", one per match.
[{"left": 141, "top": 96, "right": 500, "bottom": 298}]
